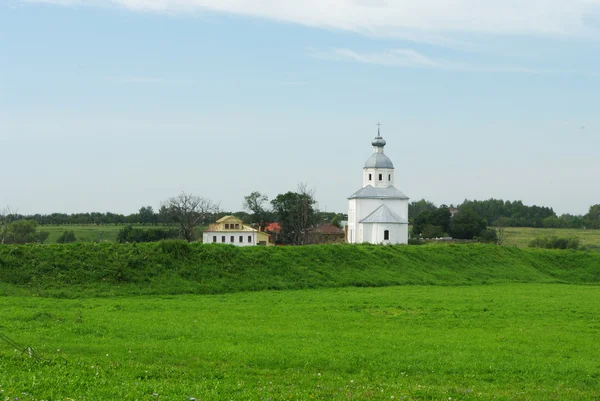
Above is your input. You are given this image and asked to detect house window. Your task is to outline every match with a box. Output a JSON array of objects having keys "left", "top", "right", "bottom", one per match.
[
  {"left": 212, "top": 236, "right": 217, "bottom": 243},
  {"left": 230, "top": 236, "right": 234, "bottom": 242},
  {"left": 379, "top": 174, "right": 382, "bottom": 181},
  {"left": 384, "top": 230, "right": 390, "bottom": 241},
  {"left": 369, "top": 174, "right": 372, "bottom": 181},
  {"left": 221, "top": 236, "right": 225, "bottom": 243},
  {"left": 248, "top": 235, "right": 252, "bottom": 243},
  {"left": 225, "top": 224, "right": 229, "bottom": 229},
  {"left": 235, "top": 224, "right": 240, "bottom": 229},
  {"left": 239, "top": 236, "right": 243, "bottom": 243}
]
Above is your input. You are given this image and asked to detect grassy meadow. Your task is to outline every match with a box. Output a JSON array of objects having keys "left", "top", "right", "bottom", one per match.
[
  {"left": 1, "top": 284, "right": 600, "bottom": 400},
  {"left": 39, "top": 225, "right": 123, "bottom": 243},
  {"left": 501, "top": 227, "right": 600, "bottom": 250}
]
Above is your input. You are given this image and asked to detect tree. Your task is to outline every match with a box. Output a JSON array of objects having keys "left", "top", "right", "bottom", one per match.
[
  {"left": 331, "top": 214, "right": 343, "bottom": 229},
  {"left": 243, "top": 191, "right": 269, "bottom": 226},
  {"left": 412, "top": 206, "right": 451, "bottom": 237},
  {"left": 57, "top": 230, "right": 77, "bottom": 243},
  {"left": 162, "top": 192, "right": 220, "bottom": 242},
  {"left": 139, "top": 206, "right": 157, "bottom": 225},
  {"left": 449, "top": 208, "right": 487, "bottom": 239},
  {"left": 584, "top": 204, "right": 600, "bottom": 229},
  {"left": 0, "top": 206, "right": 17, "bottom": 244},
  {"left": 408, "top": 199, "right": 437, "bottom": 224},
  {"left": 271, "top": 184, "right": 317, "bottom": 245},
  {"left": 5, "top": 220, "right": 48, "bottom": 244}
]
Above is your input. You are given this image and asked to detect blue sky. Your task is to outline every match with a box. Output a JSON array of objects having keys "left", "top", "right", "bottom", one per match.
[{"left": 1, "top": 0, "right": 600, "bottom": 216}]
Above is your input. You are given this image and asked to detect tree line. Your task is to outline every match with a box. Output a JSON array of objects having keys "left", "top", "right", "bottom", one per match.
[{"left": 410, "top": 199, "right": 600, "bottom": 229}]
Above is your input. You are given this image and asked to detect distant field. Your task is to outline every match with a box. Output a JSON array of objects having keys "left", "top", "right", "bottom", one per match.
[
  {"left": 38, "top": 224, "right": 197, "bottom": 243},
  {"left": 39, "top": 224, "right": 124, "bottom": 243},
  {"left": 1, "top": 284, "right": 599, "bottom": 400},
  {"left": 500, "top": 227, "right": 600, "bottom": 250}
]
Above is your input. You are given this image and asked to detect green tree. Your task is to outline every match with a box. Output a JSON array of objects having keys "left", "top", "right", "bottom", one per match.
[
  {"left": 5, "top": 220, "right": 45, "bottom": 244},
  {"left": 543, "top": 215, "right": 561, "bottom": 228},
  {"left": 243, "top": 191, "right": 269, "bottom": 227},
  {"left": 584, "top": 204, "right": 600, "bottom": 229},
  {"left": 331, "top": 214, "right": 343, "bottom": 229},
  {"left": 412, "top": 206, "right": 451, "bottom": 237},
  {"left": 139, "top": 206, "right": 157, "bottom": 225},
  {"left": 271, "top": 185, "right": 317, "bottom": 245},
  {"left": 57, "top": 230, "right": 77, "bottom": 243},
  {"left": 449, "top": 208, "right": 487, "bottom": 239},
  {"left": 408, "top": 199, "right": 437, "bottom": 224}
]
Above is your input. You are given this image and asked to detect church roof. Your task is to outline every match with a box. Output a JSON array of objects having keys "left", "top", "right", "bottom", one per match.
[
  {"left": 359, "top": 205, "right": 408, "bottom": 224},
  {"left": 364, "top": 153, "right": 394, "bottom": 169},
  {"left": 348, "top": 185, "right": 409, "bottom": 200}
]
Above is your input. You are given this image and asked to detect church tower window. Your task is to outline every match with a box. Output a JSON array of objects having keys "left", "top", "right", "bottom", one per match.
[
  {"left": 384, "top": 230, "right": 390, "bottom": 240},
  {"left": 388, "top": 174, "right": 391, "bottom": 181},
  {"left": 369, "top": 174, "right": 372, "bottom": 181},
  {"left": 379, "top": 174, "right": 382, "bottom": 181}
]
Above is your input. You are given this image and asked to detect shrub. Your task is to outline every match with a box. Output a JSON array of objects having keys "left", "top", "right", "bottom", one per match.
[
  {"left": 57, "top": 230, "right": 77, "bottom": 243},
  {"left": 529, "top": 236, "right": 582, "bottom": 250},
  {"left": 475, "top": 228, "right": 498, "bottom": 244},
  {"left": 117, "top": 226, "right": 179, "bottom": 243}
]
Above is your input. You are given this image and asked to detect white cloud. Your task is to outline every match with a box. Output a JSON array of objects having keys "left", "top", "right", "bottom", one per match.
[
  {"left": 19, "top": 0, "right": 600, "bottom": 38},
  {"left": 311, "top": 48, "right": 541, "bottom": 73}
]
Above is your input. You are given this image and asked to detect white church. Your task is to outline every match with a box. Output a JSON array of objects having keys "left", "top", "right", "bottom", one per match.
[{"left": 347, "top": 127, "right": 409, "bottom": 244}]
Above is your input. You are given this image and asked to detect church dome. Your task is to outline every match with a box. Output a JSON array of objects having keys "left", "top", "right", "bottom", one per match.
[
  {"left": 371, "top": 136, "right": 386, "bottom": 147},
  {"left": 364, "top": 153, "right": 394, "bottom": 169}
]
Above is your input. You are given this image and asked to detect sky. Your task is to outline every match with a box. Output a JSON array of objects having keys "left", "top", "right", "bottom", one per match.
[{"left": 1, "top": 0, "right": 600, "bottom": 216}]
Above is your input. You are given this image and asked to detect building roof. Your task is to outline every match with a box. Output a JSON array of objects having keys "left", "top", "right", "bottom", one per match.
[
  {"left": 348, "top": 185, "right": 409, "bottom": 200},
  {"left": 364, "top": 153, "right": 394, "bottom": 169},
  {"left": 359, "top": 205, "right": 408, "bottom": 224},
  {"left": 307, "top": 223, "right": 345, "bottom": 235},
  {"left": 216, "top": 215, "right": 243, "bottom": 223},
  {"left": 264, "top": 222, "right": 281, "bottom": 234}
]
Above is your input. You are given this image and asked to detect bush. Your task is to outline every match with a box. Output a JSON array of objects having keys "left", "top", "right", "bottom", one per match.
[
  {"left": 529, "top": 236, "right": 582, "bottom": 250},
  {"left": 117, "top": 226, "right": 179, "bottom": 243},
  {"left": 475, "top": 228, "right": 498, "bottom": 244},
  {"left": 57, "top": 230, "right": 77, "bottom": 243}
]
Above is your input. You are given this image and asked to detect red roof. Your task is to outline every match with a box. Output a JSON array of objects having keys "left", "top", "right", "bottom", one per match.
[
  {"left": 308, "top": 223, "right": 345, "bottom": 235},
  {"left": 265, "top": 222, "right": 281, "bottom": 234}
]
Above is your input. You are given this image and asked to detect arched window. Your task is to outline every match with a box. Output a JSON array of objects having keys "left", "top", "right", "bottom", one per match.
[
  {"left": 378, "top": 173, "right": 382, "bottom": 181},
  {"left": 369, "top": 174, "right": 372, "bottom": 181},
  {"left": 388, "top": 174, "right": 391, "bottom": 181},
  {"left": 384, "top": 230, "right": 390, "bottom": 240}
]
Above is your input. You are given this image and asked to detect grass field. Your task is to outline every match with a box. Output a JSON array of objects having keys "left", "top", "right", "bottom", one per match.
[
  {"left": 1, "top": 284, "right": 600, "bottom": 400},
  {"left": 38, "top": 225, "right": 207, "bottom": 243},
  {"left": 501, "top": 227, "right": 600, "bottom": 250},
  {"left": 39, "top": 225, "right": 124, "bottom": 243}
]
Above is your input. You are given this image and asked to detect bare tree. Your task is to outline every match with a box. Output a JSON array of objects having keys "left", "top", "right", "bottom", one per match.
[
  {"left": 163, "top": 192, "right": 220, "bottom": 242},
  {"left": 0, "top": 206, "right": 17, "bottom": 245},
  {"left": 496, "top": 226, "right": 507, "bottom": 246}
]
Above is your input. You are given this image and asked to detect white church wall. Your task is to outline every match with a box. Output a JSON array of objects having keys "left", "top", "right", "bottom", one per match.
[
  {"left": 362, "top": 223, "right": 408, "bottom": 244},
  {"left": 356, "top": 198, "right": 409, "bottom": 223},
  {"left": 363, "top": 168, "right": 394, "bottom": 188}
]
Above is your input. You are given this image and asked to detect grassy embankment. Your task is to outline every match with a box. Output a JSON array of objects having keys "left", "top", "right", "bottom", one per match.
[
  {"left": 1, "top": 242, "right": 600, "bottom": 297},
  {"left": 1, "top": 284, "right": 600, "bottom": 400}
]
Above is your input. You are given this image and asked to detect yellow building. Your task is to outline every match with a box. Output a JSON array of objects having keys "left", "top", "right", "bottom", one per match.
[{"left": 202, "top": 215, "right": 272, "bottom": 246}]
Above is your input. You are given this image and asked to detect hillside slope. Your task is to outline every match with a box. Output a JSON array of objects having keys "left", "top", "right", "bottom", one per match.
[{"left": 1, "top": 242, "right": 599, "bottom": 297}]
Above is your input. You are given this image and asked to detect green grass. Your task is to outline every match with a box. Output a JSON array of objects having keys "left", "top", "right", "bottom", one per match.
[
  {"left": 39, "top": 224, "right": 125, "bottom": 243},
  {"left": 1, "top": 284, "right": 600, "bottom": 400},
  {"left": 38, "top": 224, "right": 206, "bottom": 243},
  {"left": 2, "top": 243, "right": 600, "bottom": 298},
  {"left": 500, "top": 227, "right": 600, "bottom": 249}
]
